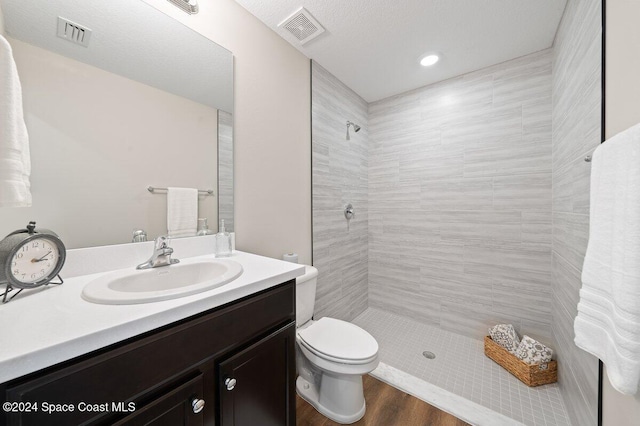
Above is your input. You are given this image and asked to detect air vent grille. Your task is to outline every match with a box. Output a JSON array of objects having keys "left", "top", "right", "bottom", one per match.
[
  {"left": 166, "top": 0, "right": 199, "bottom": 15},
  {"left": 278, "top": 7, "right": 325, "bottom": 45},
  {"left": 57, "top": 17, "right": 92, "bottom": 47}
]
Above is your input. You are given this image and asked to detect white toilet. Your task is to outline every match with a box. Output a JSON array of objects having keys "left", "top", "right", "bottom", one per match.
[{"left": 295, "top": 265, "right": 379, "bottom": 424}]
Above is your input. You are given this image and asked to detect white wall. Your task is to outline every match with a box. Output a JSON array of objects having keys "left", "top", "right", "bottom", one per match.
[
  {"left": 0, "top": 3, "right": 5, "bottom": 35},
  {"left": 143, "top": 0, "right": 312, "bottom": 265},
  {"left": 603, "top": 0, "right": 640, "bottom": 423},
  {"left": 1, "top": 37, "right": 217, "bottom": 248}
]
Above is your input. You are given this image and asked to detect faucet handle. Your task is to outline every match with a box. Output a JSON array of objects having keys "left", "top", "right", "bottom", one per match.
[
  {"left": 155, "top": 236, "right": 170, "bottom": 249},
  {"left": 132, "top": 229, "right": 147, "bottom": 243}
]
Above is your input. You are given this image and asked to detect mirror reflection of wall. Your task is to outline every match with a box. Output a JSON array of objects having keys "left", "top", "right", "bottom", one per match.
[
  {"left": 0, "top": 0, "right": 234, "bottom": 248},
  {"left": 218, "top": 110, "right": 234, "bottom": 233}
]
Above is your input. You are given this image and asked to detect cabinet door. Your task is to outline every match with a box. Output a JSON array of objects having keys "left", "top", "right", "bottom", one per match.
[
  {"left": 112, "top": 374, "right": 205, "bottom": 426},
  {"left": 218, "top": 322, "right": 296, "bottom": 426}
]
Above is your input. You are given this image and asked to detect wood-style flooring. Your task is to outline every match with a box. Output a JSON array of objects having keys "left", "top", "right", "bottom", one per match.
[{"left": 296, "top": 375, "right": 470, "bottom": 426}]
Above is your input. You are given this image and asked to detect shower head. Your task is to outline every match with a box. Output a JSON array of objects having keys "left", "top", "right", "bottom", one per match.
[{"left": 346, "top": 121, "right": 361, "bottom": 140}]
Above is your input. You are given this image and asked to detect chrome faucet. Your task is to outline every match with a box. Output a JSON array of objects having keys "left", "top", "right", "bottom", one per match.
[{"left": 136, "top": 236, "right": 180, "bottom": 269}]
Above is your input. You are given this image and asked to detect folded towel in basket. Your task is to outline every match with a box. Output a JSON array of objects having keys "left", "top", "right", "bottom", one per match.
[
  {"left": 489, "top": 324, "right": 520, "bottom": 354},
  {"left": 515, "top": 335, "right": 553, "bottom": 365}
]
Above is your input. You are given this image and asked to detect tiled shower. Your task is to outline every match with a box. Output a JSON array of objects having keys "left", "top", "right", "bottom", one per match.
[
  {"left": 368, "top": 48, "right": 554, "bottom": 342},
  {"left": 311, "top": 0, "right": 601, "bottom": 424}
]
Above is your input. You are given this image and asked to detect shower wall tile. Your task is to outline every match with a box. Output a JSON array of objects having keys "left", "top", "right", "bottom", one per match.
[
  {"left": 421, "top": 178, "right": 494, "bottom": 211},
  {"left": 369, "top": 256, "right": 442, "bottom": 325},
  {"left": 415, "top": 240, "right": 465, "bottom": 263},
  {"left": 439, "top": 301, "right": 522, "bottom": 340},
  {"left": 493, "top": 174, "right": 552, "bottom": 211},
  {"left": 437, "top": 210, "right": 523, "bottom": 243},
  {"left": 464, "top": 139, "right": 551, "bottom": 178},
  {"left": 492, "top": 49, "right": 553, "bottom": 106},
  {"left": 552, "top": 212, "right": 590, "bottom": 272},
  {"left": 463, "top": 242, "right": 551, "bottom": 288},
  {"left": 441, "top": 106, "right": 522, "bottom": 150},
  {"left": 553, "top": 297, "right": 594, "bottom": 395},
  {"left": 551, "top": 0, "right": 601, "bottom": 424},
  {"left": 522, "top": 211, "right": 553, "bottom": 247},
  {"left": 552, "top": 254, "right": 582, "bottom": 322},
  {"left": 368, "top": 50, "right": 553, "bottom": 341},
  {"left": 492, "top": 281, "right": 552, "bottom": 323},
  {"left": 420, "top": 267, "right": 494, "bottom": 309},
  {"left": 520, "top": 317, "right": 554, "bottom": 347},
  {"left": 553, "top": 155, "right": 594, "bottom": 215},
  {"left": 552, "top": 292, "right": 599, "bottom": 426},
  {"left": 312, "top": 62, "right": 369, "bottom": 322},
  {"left": 522, "top": 98, "right": 553, "bottom": 140}
]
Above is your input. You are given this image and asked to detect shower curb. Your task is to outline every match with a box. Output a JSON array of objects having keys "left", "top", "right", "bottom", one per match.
[{"left": 370, "top": 362, "right": 525, "bottom": 426}]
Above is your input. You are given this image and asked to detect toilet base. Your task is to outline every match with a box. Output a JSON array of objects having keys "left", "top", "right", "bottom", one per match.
[{"left": 296, "top": 375, "right": 366, "bottom": 424}]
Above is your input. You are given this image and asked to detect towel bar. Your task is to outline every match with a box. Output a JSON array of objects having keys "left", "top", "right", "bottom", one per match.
[{"left": 147, "top": 186, "right": 214, "bottom": 195}]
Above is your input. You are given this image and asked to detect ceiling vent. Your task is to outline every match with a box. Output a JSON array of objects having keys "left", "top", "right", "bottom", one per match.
[
  {"left": 56, "top": 17, "right": 92, "bottom": 47},
  {"left": 278, "top": 7, "right": 325, "bottom": 45},
  {"left": 166, "top": 0, "right": 199, "bottom": 15}
]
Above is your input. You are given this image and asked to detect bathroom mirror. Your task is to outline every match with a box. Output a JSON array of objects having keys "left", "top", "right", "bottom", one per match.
[{"left": 0, "top": 0, "right": 234, "bottom": 248}]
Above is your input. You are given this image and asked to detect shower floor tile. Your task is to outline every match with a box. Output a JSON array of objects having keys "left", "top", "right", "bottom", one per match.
[{"left": 353, "top": 308, "right": 571, "bottom": 426}]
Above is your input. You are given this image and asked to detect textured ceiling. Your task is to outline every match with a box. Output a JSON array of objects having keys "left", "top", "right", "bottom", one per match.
[
  {"left": 234, "top": 0, "right": 567, "bottom": 102},
  {"left": 1, "top": 0, "right": 233, "bottom": 111}
]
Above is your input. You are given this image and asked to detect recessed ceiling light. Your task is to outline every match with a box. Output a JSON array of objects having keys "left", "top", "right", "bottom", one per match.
[{"left": 420, "top": 54, "right": 439, "bottom": 67}]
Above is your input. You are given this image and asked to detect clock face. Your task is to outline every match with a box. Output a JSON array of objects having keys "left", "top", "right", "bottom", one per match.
[{"left": 10, "top": 238, "right": 60, "bottom": 284}]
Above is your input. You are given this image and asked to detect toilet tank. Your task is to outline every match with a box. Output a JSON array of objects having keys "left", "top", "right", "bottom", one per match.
[{"left": 296, "top": 265, "right": 318, "bottom": 325}]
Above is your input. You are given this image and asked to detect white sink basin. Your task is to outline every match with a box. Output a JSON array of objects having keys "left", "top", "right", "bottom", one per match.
[{"left": 82, "top": 258, "right": 243, "bottom": 305}]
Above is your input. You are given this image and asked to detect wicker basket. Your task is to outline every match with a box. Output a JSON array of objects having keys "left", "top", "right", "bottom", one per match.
[{"left": 484, "top": 336, "right": 557, "bottom": 387}]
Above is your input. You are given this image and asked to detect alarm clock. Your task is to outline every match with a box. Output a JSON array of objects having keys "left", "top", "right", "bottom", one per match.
[{"left": 0, "top": 221, "right": 66, "bottom": 290}]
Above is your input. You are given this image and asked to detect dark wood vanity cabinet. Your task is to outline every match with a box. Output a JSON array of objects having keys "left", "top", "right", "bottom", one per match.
[
  {"left": 219, "top": 323, "right": 295, "bottom": 426},
  {"left": 0, "top": 280, "right": 296, "bottom": 426}
]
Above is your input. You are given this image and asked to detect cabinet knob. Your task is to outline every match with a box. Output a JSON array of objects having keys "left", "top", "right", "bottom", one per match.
[
  {"left": 225, "top": 377, "right": 237, "bottom": 391},
  {"left": 191, "top": 398, "right": 205, "bottom": 414}
]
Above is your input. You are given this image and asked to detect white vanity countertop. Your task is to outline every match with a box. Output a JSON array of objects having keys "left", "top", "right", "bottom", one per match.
[{"left": 0, "top": 249, "right": 304, "bottom": 384}]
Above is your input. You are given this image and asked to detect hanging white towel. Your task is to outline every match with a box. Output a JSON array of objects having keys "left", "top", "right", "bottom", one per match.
[
  {"left": 574, "top": 123, "right": 640, "bottom": 395},
  {"left": 0, "top": 34, "right": 31, "bottom": 207},
  {"left": 167, "top": 187, "right": 198, "bottom": 238}
]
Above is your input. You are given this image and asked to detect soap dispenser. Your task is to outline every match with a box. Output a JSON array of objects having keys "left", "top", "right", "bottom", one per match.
[{"left": 215, "top": 219, "right": 232, "bottom": 257}]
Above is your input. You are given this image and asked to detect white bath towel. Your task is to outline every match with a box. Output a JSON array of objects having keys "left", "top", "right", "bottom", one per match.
[
  {"left": 167, "top": 187, "right": 198, "bottom": 238},
  {"left": 0, "top": 34, "right": 31, "bottom": 207},
  {"left": 574, "top": 123, "right": 640, "bottom": 395}
]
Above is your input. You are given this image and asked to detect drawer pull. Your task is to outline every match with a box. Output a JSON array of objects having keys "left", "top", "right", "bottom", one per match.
[
  {"left": 225, "top": 377, "right": 237, "bottom": 391},
  {"left": 191, "top": 398, "right": 205, "bottom": 414}
]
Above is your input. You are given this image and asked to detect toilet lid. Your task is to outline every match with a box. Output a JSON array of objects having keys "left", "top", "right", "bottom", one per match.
[{"left": 298, "top": 317, "right": 378, "bottom": 361}]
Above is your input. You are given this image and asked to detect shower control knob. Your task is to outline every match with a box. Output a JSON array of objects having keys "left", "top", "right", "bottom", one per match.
[
  {"left": 225, "top": 377, "right": 236, "bottom": 391},
  {"left": 344, "top": 204, "right": 355, "bottom": 220},
  {"left": 191, "top": 398, "right": 205, "bottom": 414}
]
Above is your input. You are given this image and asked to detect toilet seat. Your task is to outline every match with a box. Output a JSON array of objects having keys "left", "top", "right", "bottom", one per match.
[{"left": 297, "top": 317, "right": 378, "bottom": 365}]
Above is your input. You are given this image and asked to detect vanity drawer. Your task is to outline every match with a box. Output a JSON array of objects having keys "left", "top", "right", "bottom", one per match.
[{"left": 3, "top": 280, "right": 295, "bottom": 426}]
